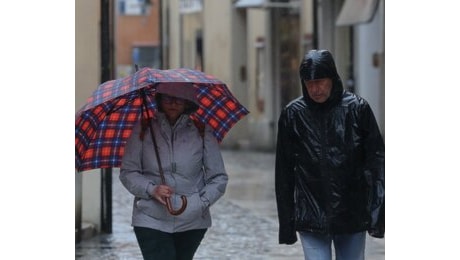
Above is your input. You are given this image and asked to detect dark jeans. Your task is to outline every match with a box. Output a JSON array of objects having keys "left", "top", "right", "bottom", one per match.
[{"left": 133, "top": 226, "right": 207, "bottom": 260}]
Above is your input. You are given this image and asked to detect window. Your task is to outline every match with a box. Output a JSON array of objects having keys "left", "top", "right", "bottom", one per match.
[
  {"left": 132, "top": 46, "right": 161, "bottom": 69},
  {"left": 119, "top": 0, "right": 150, "bottom": 16}
]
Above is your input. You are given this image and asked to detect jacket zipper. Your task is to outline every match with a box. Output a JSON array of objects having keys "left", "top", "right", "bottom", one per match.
[
  {"left": 319, "top": 112, "right": 332, "bottom": 233},
  {"left": 169, "top": 125, "right": 178, "bottom": 224},
  {"left": 171, "top": 131, "right": 176, "bottom": 174}
]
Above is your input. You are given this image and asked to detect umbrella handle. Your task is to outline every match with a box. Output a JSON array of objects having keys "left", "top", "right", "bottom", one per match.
[{"left": 165, "top": 195, "right": 187, "bottom": 216}]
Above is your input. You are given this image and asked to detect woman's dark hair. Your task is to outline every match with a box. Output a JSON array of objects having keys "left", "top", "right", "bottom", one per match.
[
  {"left": 155, "top": 93, "right": 199, "bottom": 114},
  {"left": 140, "top": 93, "right": 199, "bottom": 140}
]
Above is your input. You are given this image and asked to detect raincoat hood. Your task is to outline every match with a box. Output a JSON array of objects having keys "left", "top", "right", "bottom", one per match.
[{"left": 299, "top": 49, "right": 344, "bottom": 109}]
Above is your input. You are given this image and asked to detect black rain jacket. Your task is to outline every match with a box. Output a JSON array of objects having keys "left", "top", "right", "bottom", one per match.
[{"left": 275, "top": 50, "right": 385, "bottom": 245}]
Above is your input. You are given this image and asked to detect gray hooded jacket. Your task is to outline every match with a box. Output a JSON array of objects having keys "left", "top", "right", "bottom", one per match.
[{"left": 120, "top": 112, "right": 228, "bottom": 233}]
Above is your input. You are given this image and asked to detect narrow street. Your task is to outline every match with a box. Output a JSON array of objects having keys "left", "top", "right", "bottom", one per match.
[{"left": 76, "top": 149, "right": 384, "bottom": 259}]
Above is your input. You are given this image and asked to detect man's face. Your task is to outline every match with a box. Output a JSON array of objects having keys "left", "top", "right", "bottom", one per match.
[{"left": 305, "top": 78, "right": 333, "bottom": 103}]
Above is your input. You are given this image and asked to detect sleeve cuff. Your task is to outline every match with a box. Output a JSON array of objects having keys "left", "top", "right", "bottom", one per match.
[
  {"left": 200, "top": 195, "right": 210, "bottom": 208},
  {"left": 146, "top": 183, "right": 155, "bottom": 198}
]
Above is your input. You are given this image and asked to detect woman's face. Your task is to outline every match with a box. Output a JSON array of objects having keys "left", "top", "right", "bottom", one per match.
[{"left": 160, "top": 94, "right": 186, "bottom": 124}]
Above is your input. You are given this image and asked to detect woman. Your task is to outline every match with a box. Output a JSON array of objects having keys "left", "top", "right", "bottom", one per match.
[{"left": 120, "top": 93, "right": 228, "bottom": 260}]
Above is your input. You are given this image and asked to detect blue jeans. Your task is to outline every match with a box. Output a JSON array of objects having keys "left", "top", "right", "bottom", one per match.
[{"left": 299, "top": 231, "right": 366, "bottom": 260}]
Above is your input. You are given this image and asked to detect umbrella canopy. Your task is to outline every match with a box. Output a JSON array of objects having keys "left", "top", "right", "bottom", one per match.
[{"left": 75, "top": 67, "right": 249, "bottom": 172}]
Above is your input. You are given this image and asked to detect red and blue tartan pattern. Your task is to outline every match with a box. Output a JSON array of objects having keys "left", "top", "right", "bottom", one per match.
[
  {"left": 191, "top": 84, "right": 249, "bottom": 141},
  {"left": 75, "top": 68, "right": 249, "bottom": 172}
]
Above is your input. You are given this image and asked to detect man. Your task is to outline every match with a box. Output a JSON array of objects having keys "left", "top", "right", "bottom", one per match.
[{"left": 275, "top": 49, "right": 384, "bottom": 260}]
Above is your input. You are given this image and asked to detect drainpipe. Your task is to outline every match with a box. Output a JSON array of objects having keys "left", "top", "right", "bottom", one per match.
[
  {"left": 100, "top": 0, "right": 112, "bottom": 234},
  {"left": 179, "top": 11, "right": 183, "bottom": 67},
  {"left": 347, "top": 26, "right": 355, "bottom": 93},
  {"left": 312, "top": 0, "right": 318, "bottom": 49},
  {"left": 159, "top": 0, "right": 163, "bottom": 68},
  {"left": 75, "top": 172, "right": 82, "bottom": 242}
]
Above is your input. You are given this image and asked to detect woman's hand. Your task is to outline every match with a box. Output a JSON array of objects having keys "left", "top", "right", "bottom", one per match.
[{"left": 152, "top": 185, "right": 174, "bottom": 205}]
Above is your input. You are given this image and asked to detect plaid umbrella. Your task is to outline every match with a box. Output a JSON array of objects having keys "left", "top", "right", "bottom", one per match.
[{"left": 75, "top": 67, "right": 249, "bottom": 172}]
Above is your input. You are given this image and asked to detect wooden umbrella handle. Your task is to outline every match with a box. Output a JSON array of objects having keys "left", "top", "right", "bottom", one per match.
[{"left": 166, "top": 195, "right": 187, "bottom": 216}]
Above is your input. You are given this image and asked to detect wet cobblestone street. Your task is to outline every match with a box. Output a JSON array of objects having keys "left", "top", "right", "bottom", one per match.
[{"left": 76, "top": 149, "right": 384, "bottom": 259}]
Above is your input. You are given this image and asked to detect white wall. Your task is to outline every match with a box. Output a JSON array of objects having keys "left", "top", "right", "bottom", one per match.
[
  {"left": 75, "top": 0, "right": 102, "bottom": 232},
  {"left": 354, "top": 0, "right": 385, "bottom": 135},
  {"left": 246, "top": 9, "right": 274, "bottom": 150},
  {"left": 168, "top": 0, "right": 182, "bottom": 68}
]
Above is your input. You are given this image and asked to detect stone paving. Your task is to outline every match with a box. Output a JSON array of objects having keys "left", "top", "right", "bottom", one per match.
[{"left": 75, "top": 149, "right": 384, "bottom": 259}]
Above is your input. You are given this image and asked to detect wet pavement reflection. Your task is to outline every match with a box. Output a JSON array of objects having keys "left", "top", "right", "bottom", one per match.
[{"left": 76, "top": 149, "right": 384, "bottom": 259}]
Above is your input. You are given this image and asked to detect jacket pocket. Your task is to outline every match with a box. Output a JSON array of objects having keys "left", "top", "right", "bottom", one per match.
[
  {"left": 178, "top": 192, "right": 207, "bottom": 220},
  {"left": 135, "top": 197, "right": 168, "bottom": 220}
]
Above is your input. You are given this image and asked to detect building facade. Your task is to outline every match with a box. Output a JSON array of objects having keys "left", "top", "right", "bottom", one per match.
[
  {"left": 162, "top": 0, "right": 385, "bottom": 150},
  {"left": 75, "top": 0, "right": 116, "bottom": 241},
  {"left": 116, "top": 0, "right": 162, "bottom": 77},
  {"left": 75, "top": 0, "right": 385, "bottom": 240}
]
